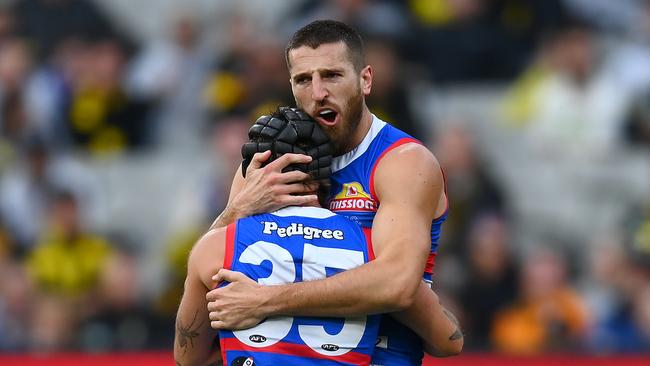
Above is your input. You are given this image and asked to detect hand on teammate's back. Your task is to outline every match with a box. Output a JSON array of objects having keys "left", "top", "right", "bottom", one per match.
[
  {"left": 207, "top": 269, "right": 266, "bottom": 330},
  {"left": 232, "top": 151, "right": 319, "bottom": 216}
]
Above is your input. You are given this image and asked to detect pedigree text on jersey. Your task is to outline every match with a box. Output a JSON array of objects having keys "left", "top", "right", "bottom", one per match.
[{"left": 262, "top": 222, "right": 345, "bottom": 240}]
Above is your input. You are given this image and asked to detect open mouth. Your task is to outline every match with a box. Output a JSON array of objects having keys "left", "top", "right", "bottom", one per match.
[{"left": 317, "top": 109, "right": 338, "bottom": 125}]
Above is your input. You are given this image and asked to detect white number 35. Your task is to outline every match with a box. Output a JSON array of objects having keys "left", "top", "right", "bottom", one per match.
[{"left": 232, "top": 240, "right": 367, "bottom": 356}]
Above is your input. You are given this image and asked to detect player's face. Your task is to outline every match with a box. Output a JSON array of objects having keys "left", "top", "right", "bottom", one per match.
[{"left": 288, "top": 42, "right": 372, "bottom": 155}]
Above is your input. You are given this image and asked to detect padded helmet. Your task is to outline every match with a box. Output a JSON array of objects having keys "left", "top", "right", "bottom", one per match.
[{"left": 241, "top": 106, "right": 333, "bottom": 181}]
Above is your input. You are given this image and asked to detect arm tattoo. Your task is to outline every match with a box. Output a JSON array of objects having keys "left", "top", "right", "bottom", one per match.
[
  {"left": 448, "top": 328, "right": 463, "bottom": 341},
  {"left": 176, "top": 310, "right": 204, "bottom": 354},
  {"left": 442, "top": 306, "right": 463, "bottom": 341}
]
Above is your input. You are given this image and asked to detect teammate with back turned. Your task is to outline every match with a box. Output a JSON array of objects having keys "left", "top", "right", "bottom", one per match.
[{"left": 205, "top": 20, "right": 461, "bottom": 366}]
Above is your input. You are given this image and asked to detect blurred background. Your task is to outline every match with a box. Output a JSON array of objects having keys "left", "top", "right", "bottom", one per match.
[{"left": 0, "top": 0, "right": 649, "bottom": 358}]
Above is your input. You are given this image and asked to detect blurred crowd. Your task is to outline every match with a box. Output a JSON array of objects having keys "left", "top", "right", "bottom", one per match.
[{"left": 1, "top": 0, "right": 650, "bottom": 356}]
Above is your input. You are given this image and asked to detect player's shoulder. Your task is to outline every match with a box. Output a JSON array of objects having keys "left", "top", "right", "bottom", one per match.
[
  {"left": 188, "top": 227, "right": 227, "bottom": 285},
  {"left": 190, "top": 228, "right": 226, "bottom": 264},
  {"left": 373, "top": 116, "right": 436, "bottom": 164},
  {"left": 380, "top": 140, "right": 440, "bottom": 172}
]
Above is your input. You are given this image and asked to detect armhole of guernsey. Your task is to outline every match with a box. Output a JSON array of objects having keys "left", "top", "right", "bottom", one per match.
[
  {"left": 362, "top": 227, "right": 375, "bottom": 261},
  {"left": 369, "top": 137, "right": 422, "bottom": 202},
  {"left": 439, "top": 167, "right": 450, "bottom": 219},
  {"left": 223, "top": 222, "right": 237, "bottom": 270}
]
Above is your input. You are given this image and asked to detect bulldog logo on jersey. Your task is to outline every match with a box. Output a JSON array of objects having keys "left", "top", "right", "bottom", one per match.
[
  {"left": 231, "top": 356, "right": 255, "bottom": 366},
  {"left": 329, "top": 182, "right": 377, "bottom": 212}
]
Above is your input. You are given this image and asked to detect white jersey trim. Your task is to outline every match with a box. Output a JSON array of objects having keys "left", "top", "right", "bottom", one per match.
[
  {"left": 332, "top": 115, "right": 387, "bottom": 173},
  {"left": 270, "top": 206, "right": 336, "bottom": 218}
]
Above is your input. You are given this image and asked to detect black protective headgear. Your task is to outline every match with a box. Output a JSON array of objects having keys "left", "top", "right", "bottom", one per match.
[{"left": 241, "top": 106, "right": 333, "bottom": 185}]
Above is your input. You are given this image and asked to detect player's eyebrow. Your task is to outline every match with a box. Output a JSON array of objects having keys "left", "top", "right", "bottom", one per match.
[{"left": 292, "top": 67, "right": 346, "bottom": 82}]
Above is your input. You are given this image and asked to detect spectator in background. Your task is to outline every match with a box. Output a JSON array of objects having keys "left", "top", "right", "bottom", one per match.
[
  {"left": 79, "top": 246, "right": 172, "bottom": 351},
  {"left": 12, "top": 0, "right": 117, "bottom": 61},
  {"left": 432, "top": 125, "right": 505, "bottom": 254},
  {"left": 491, "top": 247, "right": 589, "bottom": 355},
  {"left": 0, "top": 138, "right": 52, "bottom": 251},
  {"left": 62, "top": 36, "right": 153, "bottom": 154},
  {"left": 28, "top": 294, "right": 77, "bottom": 352},
  {"left": 458, "top": 213, "right": 517, "bottom": 350},
  {"left": 624, "top": 90, "right": 650, "bottom": 148},
  {"left": 0, "top": 37, "right": 34, "bottom": 167},
  {"left": 156, "top": 116, "right": 249, "bottom": 317},
  {"left": 25, "top": 190, "right": 112, "bottom": 297},
  {"left": 202, "top": 116, "right": 251, "bottom": 216},
  {"left": 364, "top": 37, "right": 423, "bottom": 139},
  {"left": 0, "top": 5, "right": 17, "bottom": 44},
  {"left": 287, "top": 0, "right": 411, "bottom": 41},
  {"left": 203, "top": 17, "right": 292, "bottom": 120},
  {"left": 585, "top": 208, "right": 650, "bottom": 353},
  {"left": 126, "top": 11, "right": 213, "bottom": 147},
  {"left": 0, "top": 134, "right": 98, "bottom": 252},
  {"left": 407, "top": 0, "right": 566, "bottom": 82},
  {"left": 0, "top": 216, "right": 12, "bottom": 260},
  {"left": 0, "top": 261, "right": 32, "bottom": 351},
  {"left": 503, "top": 20, "right": 627, "bottom": 156}
]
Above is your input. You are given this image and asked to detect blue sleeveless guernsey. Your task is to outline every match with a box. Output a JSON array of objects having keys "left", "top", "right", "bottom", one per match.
[
  {"left": 219, "top": 206, "right": 380, "bottom": 366},
  {"left": 328, "top": 115, "right": 448, "bottom": 366}
]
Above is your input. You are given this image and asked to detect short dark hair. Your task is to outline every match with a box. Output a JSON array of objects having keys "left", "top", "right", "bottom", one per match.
[{"left": 285, "top": 20, "right": 365, "bottom": 72}]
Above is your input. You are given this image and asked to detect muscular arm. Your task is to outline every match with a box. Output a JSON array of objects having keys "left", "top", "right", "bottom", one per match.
[
  {"left": 209, "top": 144, "right": 444, "bottom": 326},
  {"left": 174, "top": 230, "right": 225, "bottom": 366},
  {"left": 392, "top": 282, "right": 463, "bottom": 357}
]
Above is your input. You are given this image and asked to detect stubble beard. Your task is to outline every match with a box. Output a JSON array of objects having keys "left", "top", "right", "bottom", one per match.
[{"left": 325, "top": 87, "right": 363, "bottom": 156}]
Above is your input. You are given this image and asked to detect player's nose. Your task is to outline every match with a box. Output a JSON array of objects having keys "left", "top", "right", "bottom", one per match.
[{"left": 311, "top": 76, "right": 328, "bottom": 102}]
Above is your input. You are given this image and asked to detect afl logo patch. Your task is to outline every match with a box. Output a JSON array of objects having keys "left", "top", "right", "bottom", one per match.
[
  {"left": 248, "top": 334, "right": 266, "bottom": 343},
  {"left": 321, "top": 343, "right": 340, "bottom": 352}
]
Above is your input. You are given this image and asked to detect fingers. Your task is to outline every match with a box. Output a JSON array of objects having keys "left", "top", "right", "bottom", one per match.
[
  {"left": 281, "top": 194, "right": 319, "bottom": 208},
  {"left": 211, "top": 320, "right": 226, "bottom": 330},
  {"left": 206, "top": 289, "right": 218, "bottom": 302},
  {"left": 276, "top": 170, "right": 312, "bottom": 184},
  {"left": 209, "top": 310, "right": 221, "bottom": 321},
  {"left": 277, "top": 182, "right": 319, "bottom": 195},
  {"left": 212, "top": 268, "right": 247, "bottom": 283},
  {"left": 266, "top": 153, "right": 312, "bottom": 171},
  {"left": 247, "top": 151, "right": 272, "bottom": 173},
  {"left": 212, "top": 269, "right": 229, "bottom": 283}
]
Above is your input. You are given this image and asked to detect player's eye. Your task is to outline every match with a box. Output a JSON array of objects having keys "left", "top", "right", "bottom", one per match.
[
  {"left": 295, "top": 76, "right": 309, "bottom": 85},
  {"left": 323, "top": 72, "right": 340, "bottom": 79}
]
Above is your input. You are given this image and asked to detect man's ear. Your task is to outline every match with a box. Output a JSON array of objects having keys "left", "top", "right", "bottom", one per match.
[{"left": 361, "top": 65, "right": 372, "bottom": 96}]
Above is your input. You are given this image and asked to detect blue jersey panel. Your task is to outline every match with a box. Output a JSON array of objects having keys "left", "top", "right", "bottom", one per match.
[{"left": 219, "top": 207, "right": 379, "bottom": 366}]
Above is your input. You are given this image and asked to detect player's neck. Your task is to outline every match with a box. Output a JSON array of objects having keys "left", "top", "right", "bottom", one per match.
[{"left": 347, "top": 105, "right": 373, "bottom": 154}]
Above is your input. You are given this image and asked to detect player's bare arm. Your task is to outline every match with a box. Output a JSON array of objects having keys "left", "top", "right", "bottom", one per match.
[
  {"left": 174, "top": 229, "right": 225, "bottom": 366},
  {"left": 392, "top": 281, "right": 463, "bottom": 357},
  {"left": 207, "top": 143, "right": 443, "bottom": 328},
  {"left": 209, "top": 151, "right": 318, "bottom": 230}
]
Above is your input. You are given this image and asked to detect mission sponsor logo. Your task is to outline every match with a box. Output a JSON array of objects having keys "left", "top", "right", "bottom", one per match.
[
  {"left": 329, "top": 182, "right": 377, "bottom": 212},
  {"left": 262, "top": 222, "right": 344, "bottom": 240}
]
